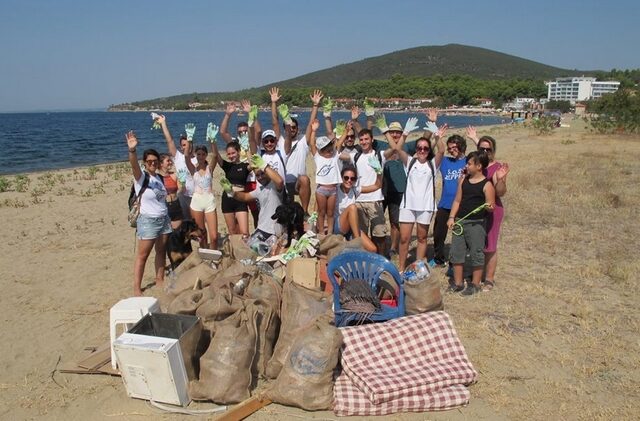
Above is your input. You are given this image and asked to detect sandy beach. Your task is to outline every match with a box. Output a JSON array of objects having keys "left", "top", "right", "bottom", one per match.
[{"left": 1, "top": 120, "right": 638, "bottom": 420}]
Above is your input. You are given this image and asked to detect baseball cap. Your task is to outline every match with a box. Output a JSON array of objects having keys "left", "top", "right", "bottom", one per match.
[{"left": 261, "top": 129, "right": 277, "bottom": 140}]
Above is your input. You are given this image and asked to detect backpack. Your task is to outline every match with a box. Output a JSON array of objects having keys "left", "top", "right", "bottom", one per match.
[
  {"left": 127, "top": 173, "right": 150, "bottom": 228},
  {"left": 354, "top": 149, "right": 382, "bottom": 166}
]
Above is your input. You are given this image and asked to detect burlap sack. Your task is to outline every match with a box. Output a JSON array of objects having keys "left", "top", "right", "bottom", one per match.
[
  {"left": 404, "top": 275, "right": 444, "bottom": 315},
  {"left": 245, "top": 272, "right": 283, "bottom": 315},
  {"left": 171, "top": 262, "right": 219, "bottom": 295},
  {"left": 167, "top": 287, "right": 215, "bottom": 315},
  {"left": 318, "top": 234, "right": 344, "bottom": 255},
  {"left": 327, "top": 237, "right": 365, "bottom": 261},
  {"left": 249, "top": 299, "right": 280, "bottom": 378},
  {"left": 195, "top": 284, "right": 245, "bottom": 335},
  {"left": 211, "top": 260, "right": 257, "bottom": 288},
  {"left": 266, "top": 314, "right": 342, "bottom": 410},
  {"left": 189, "top": 305, "right": 258, "bottom": 404},
  {"left": 266, "top": 280, "right": 332, "bottom": 379},
  {"left": 223, "top": 234, "right": 258, "bottom": 261},
  {"left": 172, "top": 251, "right": 202, "bottom": 276}
]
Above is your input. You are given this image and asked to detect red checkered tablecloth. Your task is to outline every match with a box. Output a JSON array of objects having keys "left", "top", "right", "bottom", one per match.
[
  {"left": 333, "top": 371, "right": 470, "bottom": 416},
  {"left": 335, "top": 311, "right": 477, "bottom": 410}
]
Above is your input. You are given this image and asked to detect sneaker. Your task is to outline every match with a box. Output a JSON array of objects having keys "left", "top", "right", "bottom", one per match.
[
  {"left": 461, "top": 284, "right": 481, "bottom": 296},
  {"left": 447, "top": 279, "right": 465, "bottom": 293}
]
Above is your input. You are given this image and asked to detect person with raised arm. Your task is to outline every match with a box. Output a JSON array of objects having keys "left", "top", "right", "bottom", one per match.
[
  {"left": 389, "top": 116, "right": 447, "bottom": 271},
  {"left": 248, "top": 96, "right": 287, "bottom": 191},
  {"left": 183, "top": 124, "right": 219, "bottom": 249},
  {"left": 466, "top": 127, "right": 510, "bottom": 290},
  {"left": 270, "top": 87, "right": 311, "bottom": 213},
  {"left": 155, "top": 114, "right": 197, "bottom": 220},
  {"left": 125, "top": 131, "right": 171, "bottom": 296}
]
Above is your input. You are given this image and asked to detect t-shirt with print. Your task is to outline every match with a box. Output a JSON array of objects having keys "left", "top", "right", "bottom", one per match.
[
  {"left": 353, "top": 149, "right": 386, "bottom": 202},
  {"left": 438, "top": 156, "right": 466, "bottom": 209},
  {"left": 173, "top": 151, "right": 198, "bottom": 196},
  {"left": 402, "top": 157, "right": 437, "bottom": 212},
  {"left": 249, "top": 182, "right": 283, "bottom": 236},
  {"left": 221, "top": 160, "right": 251, "bottom": 187},
  {"left": 278, "top": 135, "right": 309, "bottom": 183},
  {"left": 134, "top": 173, "right": 168, "bottom": 217},
  {"left": 259, "top": 147, "right": 287, "bottom": 184},
  {"left": 314, "top": 152, "right": 341, "bottom": 186}
]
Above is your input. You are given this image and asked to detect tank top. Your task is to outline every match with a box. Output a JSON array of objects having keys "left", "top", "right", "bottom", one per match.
[
  {"left": 192, "top": 165, "right": 213, "bottom": 195},
  {"left": 163, "top": 173, "right": 178, "bottom": 195},
  {"left": 457, "top": 177, "right": 489, "bottom": 219}
]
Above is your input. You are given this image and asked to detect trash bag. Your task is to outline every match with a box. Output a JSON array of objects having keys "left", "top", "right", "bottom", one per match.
[
  {"left": 266, "top": 314, "right": 342, "bottom": 410},
  {"left": 266, "top": 280, "right": 332, "bottom": 379},
  {"left": 189, "top": 305, "right": 258, "bottom": 404}
]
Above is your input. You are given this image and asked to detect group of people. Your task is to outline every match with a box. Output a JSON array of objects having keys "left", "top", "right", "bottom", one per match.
[{"left": 126, "top": 88, "right": 510, "bottom": 297}]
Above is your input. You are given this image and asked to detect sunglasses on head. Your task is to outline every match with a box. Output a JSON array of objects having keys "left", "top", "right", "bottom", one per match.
[
  {"left": 263, "top": 137, "right": 276, "bottom": 144},
  {"left": 343, "top": 175, "right": 357, "bottom": 182},
  {"left": 479, "top": 147, "right": 493, "bottom": 152}
]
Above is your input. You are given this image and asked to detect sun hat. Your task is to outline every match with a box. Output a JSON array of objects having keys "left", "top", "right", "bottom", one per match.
[
  {"left": 388, "top": 122, "right": 403, "bottom": 132},
  {"left": 316, "top": 136, "right": 332, "bottom": 150}
]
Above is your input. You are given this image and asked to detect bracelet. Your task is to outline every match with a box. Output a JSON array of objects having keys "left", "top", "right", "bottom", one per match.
[{"left": 128, "top": 148, "right": 136, "bottom": 153}]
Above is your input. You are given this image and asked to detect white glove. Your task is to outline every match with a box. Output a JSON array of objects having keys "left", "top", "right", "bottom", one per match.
[{"left": 403, "top": 117, "right": 419, "bottom": 136}]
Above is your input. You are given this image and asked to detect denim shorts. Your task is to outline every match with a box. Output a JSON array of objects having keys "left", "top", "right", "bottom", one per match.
[{"left": 137, "top": 214, "right": 172, "bottom": 240}]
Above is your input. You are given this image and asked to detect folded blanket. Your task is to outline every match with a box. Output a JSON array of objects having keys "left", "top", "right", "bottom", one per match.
[
  {"left": 339, "top": 311, "right": 477, "bottom": 405},
  {"left": 333, "top": 370, "right": 470, "bottom": 416}
]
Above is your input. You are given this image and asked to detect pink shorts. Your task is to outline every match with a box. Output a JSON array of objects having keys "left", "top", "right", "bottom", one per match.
[
  {"left": 484, "top": 204, "right": 504, "bottom": 253},
  {"left": 316, "top": 184, "right": 337, "bottom": 197}
]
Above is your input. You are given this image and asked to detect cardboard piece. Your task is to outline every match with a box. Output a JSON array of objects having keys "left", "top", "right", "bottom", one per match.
[
  {"left": 59, "top": 342, "right": 120, "bottom": 376},
  {"left": 285, "top": 258, "right": 319, "bottom": 289}
]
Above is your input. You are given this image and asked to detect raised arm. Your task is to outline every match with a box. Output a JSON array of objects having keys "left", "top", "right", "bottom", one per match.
[
  {"left": 493, "top": 162, "right": 509, "bottom": 197},
  {"left": 433, "top": 124, "right": 449, "bottom": 168},
  {"left": 184, "top": 142, "right": 196, "bottom": 175},
  {"left": 305, "top": 89, "right": 323, "bottom": 141},
  {"left": 335, "top": 120, "right": 352, "bottom": 151},
  {"left": 206, "top": 123, "right": 220, "bottom": 171},
  {"left": 351, "top": 106, "right": 363, "bottom": 134},
  {"left": 157, "top": 114, "right": 178, "bottom": 157},
  {"left": 466, "top": 126, "right": 480, "bottom": 146},
  {"left": 269, "top": 87, "right": 281, "bottom": 140},
  {"left": 220, "top": 102, "right": 236, "bottom": 144},
  {"left": 308, "top": 119, "right": 320, "bottom": 155},
  {"left": 126, "top": 131, "right": 143, "bottom": 181},
  {"left": 423, "top": 108, "right": 439, "bottom": 137}
]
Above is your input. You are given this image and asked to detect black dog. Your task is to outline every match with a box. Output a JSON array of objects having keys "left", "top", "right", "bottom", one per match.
[
  {"left": 271, "top": 202, "right": 305, "bottom": 247},
  {"left": 166, "top": 220, "right": 204, "bottom": 270}
]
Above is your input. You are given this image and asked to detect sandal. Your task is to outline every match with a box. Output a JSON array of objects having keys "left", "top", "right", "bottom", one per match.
[
  {"left": 447, "top": 279, "right": 465, "bottom": 293},
  {"left": 482, "top": 280, "right": 495, "bottom": 291}
]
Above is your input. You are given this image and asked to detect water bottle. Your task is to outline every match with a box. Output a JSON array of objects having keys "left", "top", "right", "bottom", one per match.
[
  {"left": 403, "top": 270, "right": 418, "bottom": 284},
  {"left": 233, "top": 277, "right": 248, "bottom": 295},
  {"left": 414, "top": 259, "right": 431, "bottom": 282}
]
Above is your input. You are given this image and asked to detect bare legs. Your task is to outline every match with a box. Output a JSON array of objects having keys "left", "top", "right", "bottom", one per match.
[
  {"left": 316, "top": 189, "right": 336, "bottom": 235},
  {"left": 298, "top": 175, "right": 311, "bottom": 215},
  {"left": 223, "top": 211, "right": 249, "bottom": 236},
  {"left": 191, "top": 209, "right": 218, "bottom": 248},
  {"left": 453, "top": 264, "right": 483, "bottom": 288},
  {"left": 338, "top": 205, "right": 376, "bottom": 252},
  {"left": 484, "top": 251, "right": 497, "bottom": 282},
  {"left": 133, "top": 234, "right": 168, "bottom": 296}
]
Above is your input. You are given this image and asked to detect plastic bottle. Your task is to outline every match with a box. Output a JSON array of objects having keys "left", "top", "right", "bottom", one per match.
[{"left": 414, "top": 259, "right": 431, "bottom": 282}]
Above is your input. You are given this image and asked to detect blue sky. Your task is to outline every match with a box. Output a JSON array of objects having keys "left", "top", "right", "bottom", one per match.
[{"left": 0, "top": 0, "right": 638, "bottom": 112}]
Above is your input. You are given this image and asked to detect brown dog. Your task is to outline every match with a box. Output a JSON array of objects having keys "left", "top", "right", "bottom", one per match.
[{"left": 166, "top": 220, "right": 204, "bottom": 270}]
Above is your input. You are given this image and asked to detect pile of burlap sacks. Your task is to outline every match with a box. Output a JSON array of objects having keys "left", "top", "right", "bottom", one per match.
[{"left": 158, "top": 233, "right": 443, "bottom": 411}]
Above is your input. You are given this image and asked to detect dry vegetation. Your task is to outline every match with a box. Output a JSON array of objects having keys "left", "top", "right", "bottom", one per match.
[{"left": 0, "top": 119, "right": 638, "bottom": 420}]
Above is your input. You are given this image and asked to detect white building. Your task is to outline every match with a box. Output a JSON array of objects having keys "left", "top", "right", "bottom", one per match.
[{"left": 546, "top": 77, "right": 620, "bottom": 103}]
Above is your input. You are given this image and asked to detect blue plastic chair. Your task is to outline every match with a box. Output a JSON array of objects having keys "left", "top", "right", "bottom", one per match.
[{"left": 327, "top": 250, "right": 405, "bottom": 327}]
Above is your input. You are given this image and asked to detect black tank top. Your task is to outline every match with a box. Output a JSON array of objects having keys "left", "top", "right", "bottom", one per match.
[{"left": 458, "top": 177, "right": 488, "bottom": 219}]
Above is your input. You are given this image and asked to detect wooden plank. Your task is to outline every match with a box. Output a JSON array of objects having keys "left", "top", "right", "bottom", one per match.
[
  {"left": 213, "top": 396, "right": 272, "bottom": 421},
  {"left": 78, "top": 342, "right": 111, "bottom": 370}
]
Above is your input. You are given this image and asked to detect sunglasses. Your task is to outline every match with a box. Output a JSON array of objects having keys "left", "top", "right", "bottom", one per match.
[
  {"left": 346, "top": 135, "right": 355, "bottom": 139},
  {"left": 479, "top": 147, "right": 493, "bottom": 152},
  {"left": 145, "top": 159, "right": 159, "bottom": 165},
  {"left": 343, "top": 176, "right": 357, "bottom": 182},
  {"left": 263, "top": 137, "right": 276, "bottom": 144},
  {"left": 447, "top": 145, "right": 459, "bottom": 150},
  {"left": 416, "top": 146, "right": 430, "bottom": 152}
]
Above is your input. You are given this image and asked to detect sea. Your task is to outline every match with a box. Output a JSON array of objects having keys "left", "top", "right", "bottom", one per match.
[{"left": 0, "top": 111, "right": 507, "bottom": 175}]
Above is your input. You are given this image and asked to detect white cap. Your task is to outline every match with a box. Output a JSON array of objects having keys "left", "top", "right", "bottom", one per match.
[
  {"left": 261, "top": 129, "right": 277, "bottom": 140},
  {"left": 316, "top": 136, "right": 332, "bottom": 150}
]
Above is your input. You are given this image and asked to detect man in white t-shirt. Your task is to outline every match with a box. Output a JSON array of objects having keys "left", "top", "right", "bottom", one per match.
[
  {"left": 352, "top": 128, "right": 396, "bottom": 256},
  {"left": 158, "top": 115, "right": 197, "bottom": 221}
]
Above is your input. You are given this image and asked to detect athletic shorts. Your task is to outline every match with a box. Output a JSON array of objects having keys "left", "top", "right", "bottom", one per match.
[
  {"left": 449, "top": 219, "right": 486, "bottom": 267},
  {"left": 399, "top": 209, "right": 434, "bottom": 225},
  {"left": 221, "top": 194, "right": 248, "bottom": 214},
  {"left": 136, "top": 214, "right": 172, "bottom": 240},
  {"left": 190, "top": 192, "right": 216, "bottom": 213},
  {"left": 166, "top": 199, "right": 183, "bottom": 221},
  {"left": 356, "top": 201, "right": 388, "bottom": 238},
  {"left": 316, "top": 184, "right": 337, "bottom": 197},
  {"left": 178, "top": 192, "right": 192, "bottom": 221}
]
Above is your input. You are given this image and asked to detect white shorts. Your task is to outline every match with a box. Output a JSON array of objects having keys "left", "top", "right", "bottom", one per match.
[
  {"left": 190, "top": 192, "right": 216, "bottom": 213},
  {"left": 399, "top": 208, "right": 434, "bottom": 225}
]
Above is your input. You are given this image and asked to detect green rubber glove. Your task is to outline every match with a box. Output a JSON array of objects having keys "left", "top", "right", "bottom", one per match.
[
  {"left": 374, "top": 113, "right": 388, "bottom": 133},
  {"left": 307, "top": 211, "right": 318, "bottom": 224},
  {"left": 248, "top": 105, "right": 258, "bottom": 127},
  {"left": 364, "top": 98, "right": 375, "bottom": 117},
  {"left": 333, "top": 119, "right": 347, "bottom": 137},
  {"left": 177, "top": 168, "right": 189, "bottom": 184},
  {"left": 278, "top": 104, "right": 293, "bottom": 125},
  {"left": 322, "top": 97, "right": 334, "bottom": 118},
  {"left": 220, "top": 177, "right": 233, "bottom": 195},
  {"left": 238, "top": 132, "right": 249, "bottom": 150},
  {"left": 368, "top": 155, "right": 383, "bottom": 175},
  {"left": 206, "top": 123, "right": 219, "bottom": 143},
  {"left": 184, "top": 123, "right": 196, "bottom": 142},
  {"left": 250, "top": 154, "right": 268, "bottom": 171}
]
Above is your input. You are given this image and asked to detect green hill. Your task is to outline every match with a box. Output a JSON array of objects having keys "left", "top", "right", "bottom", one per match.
[{"left": 112, "top": 44, "right": 588, "bottom": 109}]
